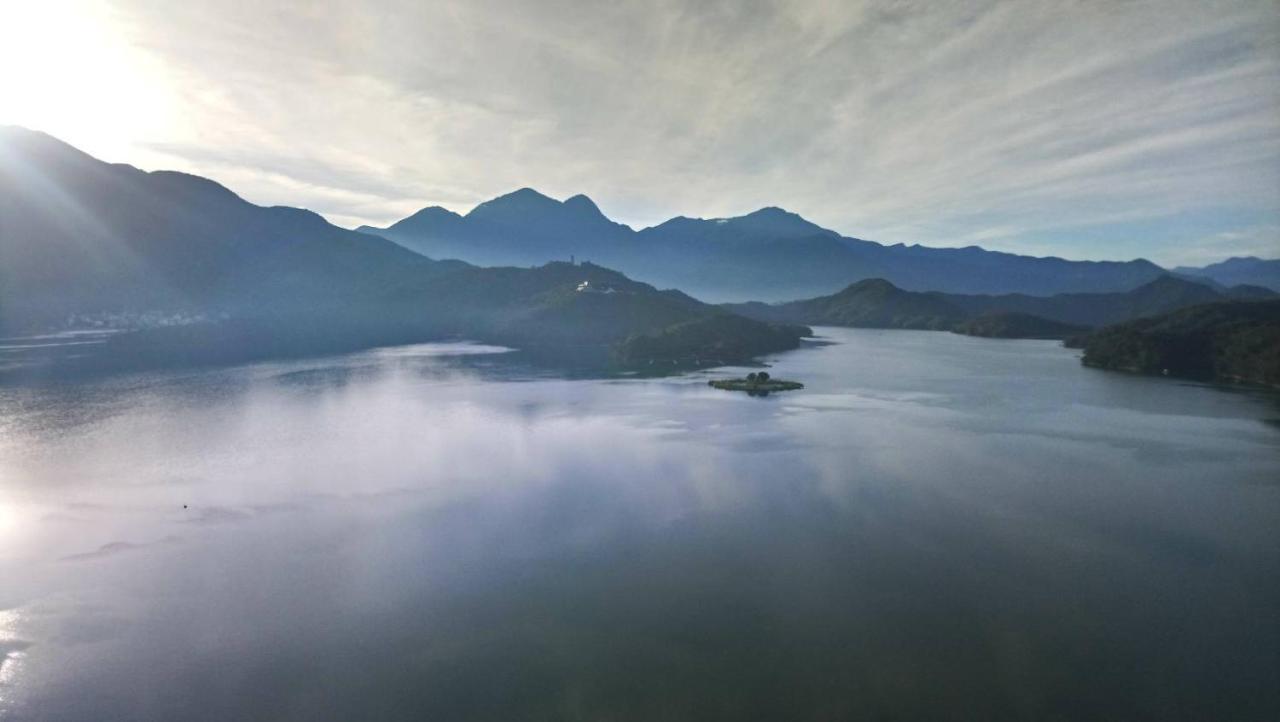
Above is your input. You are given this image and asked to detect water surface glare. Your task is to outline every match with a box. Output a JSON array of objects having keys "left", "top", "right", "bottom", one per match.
[{"left": 1, "top": 328, "right": 1277, "bottom": 720}]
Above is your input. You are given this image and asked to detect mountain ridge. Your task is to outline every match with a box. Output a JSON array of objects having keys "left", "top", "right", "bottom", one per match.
[
  {"left": 361, "top": 189, "right": 1171, "bottom": 301},
  {"left": 0, "top": 127, "right": 807, "bottom": 374},
  {"left": 722, "top": 275, "right": 1275, "bottom": 338},
  {"left": 1174, "top": 256, "right": 1280, "bottom": 291}
]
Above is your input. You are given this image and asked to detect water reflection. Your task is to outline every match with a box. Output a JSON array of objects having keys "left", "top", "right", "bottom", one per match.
[{"left": 0, "top": 330, "right": 1277, "bottom": 720}]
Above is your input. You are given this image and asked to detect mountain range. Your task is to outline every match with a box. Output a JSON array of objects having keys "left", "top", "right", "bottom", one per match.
[
  {"left": 1173, "top": 257, "right": 1280, "bottom": 291},
  {"left": 3, "top": 126, "right": 1274, "bottom": 376},
  {"left": 359, "top": 189, "right": 1277, "bottom": 302},
  {"left": 0, "top": 127, "right": 806, "bottom": 373},
  {"left": 722, "top": 275, "right": 1275, "bottom": 339}
]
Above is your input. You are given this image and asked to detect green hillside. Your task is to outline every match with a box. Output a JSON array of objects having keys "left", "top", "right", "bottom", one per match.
[
  {"left": 1080, "top": 300, "right": 1280, "bottom": 386},
  {"left": 726, "top": 276, "right": 1272, "bottom": 340}
]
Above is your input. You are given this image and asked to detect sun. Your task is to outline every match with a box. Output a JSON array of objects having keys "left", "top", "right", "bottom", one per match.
[{"left": 0, "top": 0, "right": 174, "bottom": 159}]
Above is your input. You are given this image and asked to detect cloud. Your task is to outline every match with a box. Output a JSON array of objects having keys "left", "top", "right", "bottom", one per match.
[
  {"left": 24, "top": 0, "right": 1280, "bottom": 262},
  {"left": 179, "top": 503, "right": 298, "bottom": 525},
  {"left": 59, "top": 535, "right": 182, "bottom": 562}
]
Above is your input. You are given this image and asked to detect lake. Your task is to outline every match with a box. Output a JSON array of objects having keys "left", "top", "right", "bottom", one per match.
[{"left": 1, "top": 328, "right": 1277, "bottom": 721}]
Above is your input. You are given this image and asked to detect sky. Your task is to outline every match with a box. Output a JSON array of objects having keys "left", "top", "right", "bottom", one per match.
[{"left": 1, "top": 0, "right": 1278, "bottom": 267}]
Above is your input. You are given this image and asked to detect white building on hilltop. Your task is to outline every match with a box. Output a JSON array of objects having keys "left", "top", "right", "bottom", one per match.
[{"left": 576, "top": 281, "right": 617, "bottom": 294}]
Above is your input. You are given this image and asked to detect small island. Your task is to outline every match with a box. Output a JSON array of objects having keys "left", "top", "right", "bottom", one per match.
[{"left": 708, "top": 371, "right": 804, "bottom": 396}]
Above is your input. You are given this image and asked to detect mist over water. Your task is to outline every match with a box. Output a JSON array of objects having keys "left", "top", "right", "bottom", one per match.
[{"left": 1, "top": 329, "right": 1277, "bottom": 720}]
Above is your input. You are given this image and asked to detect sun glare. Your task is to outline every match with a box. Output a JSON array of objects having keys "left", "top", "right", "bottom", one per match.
[
  {"left": 0, "top": 500, "right": 15, "bottom": 536},
  {"left": 0, "top": 0, "right": 174, "bottom": 159}
]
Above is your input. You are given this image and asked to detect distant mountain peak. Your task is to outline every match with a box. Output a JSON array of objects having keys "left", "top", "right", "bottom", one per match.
[
  {"left": 744, "top": 206, "right": 796, "bottom": 218},
  {"left": 507, "top": 186, "right": 555, "bottom": 200},
  {"left": 1139, "top": 274, "right": 1214, "bottom": 291},
  {"left": 407, "top": 205, "right": 461, "bottom": 220},
  {"left": 725, "top": 206, "right": 835, "bottom": 238},
  {"left": 399, "top": 205, "right": 463, "bottom": 226},
  {"left": 839, "top": 278, "right": 900, "bottom": 294},
  {"left": 1172, "top": 256, "right": 1280, "bottom": 292},
  {"left": 467, "top": 187, "right": 562, "bottom": 217},
  {"left": 562, "top": 194, "right": 613, "bottom": 224},
  {"left": 371, "top": 205, "right": 465, "bottom": 235},
  {"left": 1175, "top": 255, "right": 1278, "bottom": 272},
  {"left": 464, "top": 187, "right": 626, "bottom": 234},
  {"left": 564, "top": 193, "right": 600, "bottom": 210}
]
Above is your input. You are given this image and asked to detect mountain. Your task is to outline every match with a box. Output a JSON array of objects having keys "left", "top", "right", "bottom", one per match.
[
  {"left": 937, "top": 275, "right": 1242, "bottom": 327},
  {"left": 1174, "top": 257, "right": 1280, "bottom": 292},
  {"left": 362, "top": 192, "right": 1170, "bottom": 301},
  {"left": 0, "top": 127, "right": 806, "bottom": 373},
  {"left": 358, "top": 188, "right": 632, "bottom": 270},
  {"left": 0, "top": 125, "right": 459, "bottom": 333},
  {"left": 1079, "top": 300, "right": 1280, "bottom": 387},
  {"left": 723, "top": 275, "right": 1274, "bottom": 339},
  {"left": 80, "top": 261, "right": 810, "bottom": 372},
  {"left": 726, "top": 278, "right": 967, "bottom": 330}
]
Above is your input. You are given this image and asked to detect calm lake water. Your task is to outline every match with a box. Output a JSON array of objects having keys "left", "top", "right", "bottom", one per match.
[{"left": 1, "top": 328, "right": 1277, "bottom": 721}]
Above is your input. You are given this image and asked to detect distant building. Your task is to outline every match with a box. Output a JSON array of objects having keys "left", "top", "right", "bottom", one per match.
[{"left": 576, "top": 281, "right": 616, "bottom": 294}]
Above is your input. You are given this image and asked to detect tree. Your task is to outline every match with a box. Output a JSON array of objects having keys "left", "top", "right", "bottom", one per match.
[
  {"left": 746, "top": 372, "right": 759, "bottom": 382},
  {"left": 757, "top": 371, "right": 770, "bottom": 382}
]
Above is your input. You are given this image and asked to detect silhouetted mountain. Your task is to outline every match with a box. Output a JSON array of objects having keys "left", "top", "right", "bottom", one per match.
[
  {"left": 1079, "top": 300, "right": 1280, "bottom": 386},
  {"left": 363, "top": 191, "right": 1170, "bottom": 301},
  {"left": 357, "top": 205, "right": 465, "bottom": 240},
  {"left": 360, "top": 188, "right": 632, "bottom": 269},
  {"left": 727, "top": 278, "right": 966, "bottom": 330},
  {"left": 1174, "top": 257, "right": 1280, "bottom": 292},
  {"left": 723, "top": 275, "right": 1274, "bottom": 339},
  {"left": 720, "top": 206, "right": 835, "bottom": 238},
  {"left": 643, "top": 207, "right": 838, "bottom": 243},
  {"left": 939, "top": 275, "right": 1240, "bottom": 327},
  {"left": 0, "top": 125, "right": 459, "bottom": 333},
  {"left": 0, "top": 128, "right": 805, "bottom": 373}
]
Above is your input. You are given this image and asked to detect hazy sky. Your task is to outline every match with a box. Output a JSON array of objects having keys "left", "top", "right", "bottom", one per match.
[{"left": 2, "top": 0, "right": 1278, "bottom": 265}]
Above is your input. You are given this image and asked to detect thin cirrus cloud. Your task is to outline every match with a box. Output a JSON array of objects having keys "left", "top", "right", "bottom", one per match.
[{"left": 2, "top": 0, "right": 1277, "bottom": 266}]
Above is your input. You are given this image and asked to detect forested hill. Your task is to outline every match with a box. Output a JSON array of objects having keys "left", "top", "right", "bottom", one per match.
[
  {"left": 1078, "top": 300, "right": 1280, "bottom": 387},
  {"left": 724, "top": 276, "right": 1273, "bottom": 339}
]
